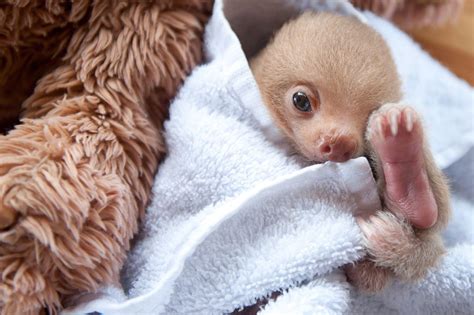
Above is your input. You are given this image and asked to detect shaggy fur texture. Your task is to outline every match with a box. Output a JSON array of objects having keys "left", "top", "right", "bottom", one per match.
[
  {"left": 351, "top": 0, "right": 464, "bottom": 28},
  {"left": 0, "top": 0, "right": 212, "bottom": 314}
]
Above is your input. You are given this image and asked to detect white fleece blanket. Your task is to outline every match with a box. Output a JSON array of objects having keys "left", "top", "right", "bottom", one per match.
[{"left": 67, "top": 1, "right": 474, "bottom": 314}]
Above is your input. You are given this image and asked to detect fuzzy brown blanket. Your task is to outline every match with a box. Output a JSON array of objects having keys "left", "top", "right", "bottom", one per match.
[{"left": 0, "top": 1, "right": 211, "bottom": 314}]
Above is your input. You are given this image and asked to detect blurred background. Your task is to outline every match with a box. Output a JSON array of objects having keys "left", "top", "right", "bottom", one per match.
[{"left": 408, "top": 0, "right": 474, "bottom": 85}]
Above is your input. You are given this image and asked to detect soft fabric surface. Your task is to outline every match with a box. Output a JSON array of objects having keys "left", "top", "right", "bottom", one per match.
[
  {"left": 66, "top": 0, "right": 474, "bottom": 314},
  {"left": 0, "top": 1, "right": 211, "bottom": 314}
]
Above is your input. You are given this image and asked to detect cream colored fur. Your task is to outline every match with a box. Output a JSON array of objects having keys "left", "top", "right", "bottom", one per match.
[{"left": 251, "top": 12, "right": 451, "bottom": 293}]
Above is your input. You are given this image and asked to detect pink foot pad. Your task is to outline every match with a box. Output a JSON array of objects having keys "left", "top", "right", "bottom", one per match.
[{"left": 367, "top": 103, "right": 437, "bottom": 229}]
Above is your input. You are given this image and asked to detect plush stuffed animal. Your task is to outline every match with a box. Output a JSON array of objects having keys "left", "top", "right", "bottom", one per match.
[
  {"left": 0, "top": 0, "right": 211, "bottom": 314},
  {"left": 351, "top": 0, "right": 464, "bottom": 28}
]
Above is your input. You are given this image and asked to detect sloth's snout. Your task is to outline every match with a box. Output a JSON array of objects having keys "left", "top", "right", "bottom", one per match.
[{"left": 317, "top": 134, "right": 357, "bottom": 162}]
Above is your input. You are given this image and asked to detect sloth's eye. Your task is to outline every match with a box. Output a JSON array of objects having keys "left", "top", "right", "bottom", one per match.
[{"left": 292, "top": 91, "right": 312, "bottom": 112}]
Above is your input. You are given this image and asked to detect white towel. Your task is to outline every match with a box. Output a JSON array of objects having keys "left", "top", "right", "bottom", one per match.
[{"left": 65, "top": 1, "right": 474, "bottom": 314}]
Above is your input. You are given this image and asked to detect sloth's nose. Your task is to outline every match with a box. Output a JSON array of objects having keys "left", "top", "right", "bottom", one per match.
[{"left": 318, "top": 135, "right": 356, "bottom": 162}]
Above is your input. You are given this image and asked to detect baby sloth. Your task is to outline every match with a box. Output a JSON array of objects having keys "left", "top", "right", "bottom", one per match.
[{"left": 251, "top": 12, "right": 451, "bottom": 291}]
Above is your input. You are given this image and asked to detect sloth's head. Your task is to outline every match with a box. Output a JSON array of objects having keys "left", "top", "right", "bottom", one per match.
[{"left": 251, "top": 12, "right": 401, "bottom": 162}]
